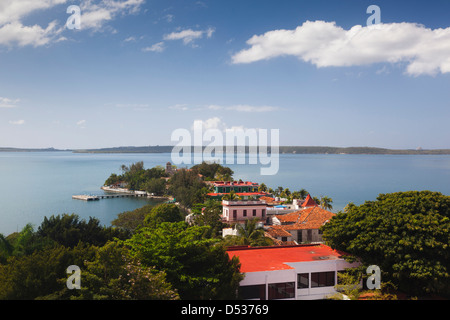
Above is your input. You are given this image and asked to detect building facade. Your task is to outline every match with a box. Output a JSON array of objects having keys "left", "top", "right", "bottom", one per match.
[
  {"left": 227, "top": 244, "right": 359, "bottom": 300},
  {"left": 222, "top": 200, "right": 268, "bottom": 223}
]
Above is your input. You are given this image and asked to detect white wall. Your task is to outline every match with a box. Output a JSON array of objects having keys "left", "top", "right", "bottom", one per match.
[{"left": 239, "top": 259, "right": 360, "bottom": 300}]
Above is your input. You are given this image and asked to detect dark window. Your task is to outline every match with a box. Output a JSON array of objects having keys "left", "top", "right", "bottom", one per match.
[
  {"left": 307, "top": 229, "right": 313, "bottom": 242},
  {"left": 311, "top": 271, "right": 335, "bottom": 288},
  {"left": 233, "top": 210, "right": 237, "bottom": 219},
  {"left": 297, "top": 273, "right": 309, "bottom": 289},
  {"left": 243, "top": 210, "right": 247, "bottom": 217},
  {"left": 253, "top": 209, "right": 257, "bottom": 216},
  {"left": 262, "top": 209, "right": 266, "bottom": 217},
  {"left": 239, "top": 284, "right": 266, "bottom": 300},
  {"left": 268, "top": 282, "right": 295, "bottom": 300}
]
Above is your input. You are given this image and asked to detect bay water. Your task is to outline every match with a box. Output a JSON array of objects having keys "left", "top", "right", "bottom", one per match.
[{"left": 0, "top": 151, "right": 449, "bottom": 236}]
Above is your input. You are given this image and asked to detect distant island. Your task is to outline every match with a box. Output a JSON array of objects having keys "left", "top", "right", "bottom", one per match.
[
  {"left": 72, "top": 145, "right": 450, "bottom": 155},
  {"left": 2, "top": 145, "right": 450, "bottom": 155},
  {"left": 0, "top": 147, "right": 69, "bottom": 152}
]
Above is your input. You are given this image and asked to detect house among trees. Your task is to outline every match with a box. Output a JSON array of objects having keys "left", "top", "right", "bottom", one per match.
[
  {"left": 222, "top": 200, "right": 268, "bottom": 223},
  {"left": 207, "top": 181, "right": 269, "bottom": 200},
  {"left": 269, "top": 207, "right": 335, "bottom": 244},
  {"left": 165, "top": 162, "right": 176, "bottom": 175}
]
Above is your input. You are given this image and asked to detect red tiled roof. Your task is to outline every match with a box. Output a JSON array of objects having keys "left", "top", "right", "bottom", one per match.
[
  {"left": 213, "top": 181, "right": 259, "bottom": 186},
  {"left": 207, "top": 192, "right": 268, "bottom": 197},
  {"left": 266, "top": 225, "right": 292, "bottom": 238},
  {"left": 275, "top": 207, "right": 335, "bottom": 230},
  {"left": 302, "top": 194, "right": 318, "bottom": 207},
  {"left": 227, "top": 244, "right": 345, "bottom": 273}
]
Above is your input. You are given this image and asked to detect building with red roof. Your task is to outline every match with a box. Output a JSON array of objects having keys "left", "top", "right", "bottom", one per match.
[
  {"left": 270, "top": 207, "right": 335, "bottom": 243},
  {"left": 227, "top": 244, "right": 359, "bottom": 300}
]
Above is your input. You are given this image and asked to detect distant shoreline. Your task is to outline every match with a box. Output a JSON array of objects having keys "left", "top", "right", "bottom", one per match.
[{"left": 2, "top": 145, "right": 450, "bottom": 155}]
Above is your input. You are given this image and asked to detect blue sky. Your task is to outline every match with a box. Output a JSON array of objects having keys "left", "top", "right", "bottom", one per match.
[{"left": 1, "top": 0, "right": 450, "bottom": 149}]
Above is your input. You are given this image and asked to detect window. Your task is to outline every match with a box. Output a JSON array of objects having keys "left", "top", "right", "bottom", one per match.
[
  {"left": 311, "top": 271, "right": 335, "bottom": 288},
  {"left": 233, "top": 210, "right": 237, "bottom": 219},
  {"left": 262, "top": 209, "right": 266, "bottom": 218},
  {"left": 252, "top": 209, "right": 257, "bottom": 216},
  {"left": 243, "top": 209, "right": 247, "bottom": 217},
  {"left": 297, "top": 273, "right": 309, "bottom": 289},
  {"left": 268, "top": 282, "right": 295, "bottom": 300},
  {"left": 239, "top": 285, "right": 266, "bottom": 300}
]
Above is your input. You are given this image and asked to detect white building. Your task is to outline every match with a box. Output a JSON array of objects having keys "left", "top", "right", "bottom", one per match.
[
  {"left": 222, "top": 200, "right": 268, "bottom": 223},
  {"left": 227, "top": 244, "right": 359, "bottom": 300}
]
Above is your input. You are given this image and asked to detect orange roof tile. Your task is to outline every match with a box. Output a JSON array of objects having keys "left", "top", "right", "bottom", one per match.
[
  {"left": 302, "top": 194, "right": 318, "bottom": 207},
  {"left": 275, "top": 207, "right": 335, "bottom": 230}
]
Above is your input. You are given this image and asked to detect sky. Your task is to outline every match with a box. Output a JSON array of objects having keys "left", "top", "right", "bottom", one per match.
[{"left": 1, "top": 0, "right": 450, "bottom": 150}]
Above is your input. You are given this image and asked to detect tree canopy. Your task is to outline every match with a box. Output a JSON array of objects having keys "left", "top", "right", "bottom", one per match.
[
  {"left": 124, "top": 221, "right": 243, "bottom": 299},
  {"left": 321, "top": 191, "right": 450, "bottom": 297}
]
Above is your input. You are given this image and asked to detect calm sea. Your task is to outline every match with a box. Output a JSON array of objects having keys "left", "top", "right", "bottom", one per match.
[{"left": 0, "top": 151, "right": 449, "bottom": 236}]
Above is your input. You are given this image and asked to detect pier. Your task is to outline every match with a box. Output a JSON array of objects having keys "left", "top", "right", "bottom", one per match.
[{"left": 72, "top": 192, "right": 148, "bottom": 201}]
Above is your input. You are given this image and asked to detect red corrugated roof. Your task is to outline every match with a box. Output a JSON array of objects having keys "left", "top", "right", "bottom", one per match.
[{"left": 227, "top": 244, "right": 345, "bottom": 273}]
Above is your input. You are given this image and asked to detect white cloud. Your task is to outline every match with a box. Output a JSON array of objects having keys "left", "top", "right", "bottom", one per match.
[
  {"left": 0, "top": 97, "right": 20, "bottom": 108},
  {"left": 9, "top": 119, "right": 25, "bottom": 125},
  {"left": 143, "top": 41, "right": 165, "bottom": 52},
  {"left": 165, "top": 14, "right": 174, "bottom": 23},
  {"left": 0, "top": 20, "right": 63, "bottom": 47},
  {"left": 0, "top": 0, "right": 67, "bottom": 25},
  {"left": 76, "top": 119, "right": 86, "bottom": 128},
  {"left": 79, "top": 0, "right": 145, "bottom": 31},
  {"left": 0, "top": 0, "right": 146, "bottom": 47},
  {"left": 163, "top": 27, "right": 215, "bottom": 45},
  {"left": 231, "top": 20, "right": 450, "bottom": 76},
  {"left": 169, "top": 104, "right": 189, "bottom": 111},
  {"left": 124, "top": 36, "right": 135, "bottom": 42}
]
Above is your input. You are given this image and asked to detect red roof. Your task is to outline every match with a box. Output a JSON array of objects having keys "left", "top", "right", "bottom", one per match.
[
  {"left": 213, "top": 181, "right": 259, "bottom": 187},
  {"left": 207, "top": 192, "right": 268, "bottom": 197},
  {"left": 227, "top": 244, "right": 345, "bottom": 273},
  {"left": 302, "top": 194, "right": 318, "bottom": 207},
  {"left": 276, "top": 207, "right": 335, "bottom": 230}
]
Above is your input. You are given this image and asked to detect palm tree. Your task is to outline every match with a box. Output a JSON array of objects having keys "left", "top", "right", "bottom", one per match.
[
  {"left": 298, "top": 189, "right": 309, "bottom": 200},
  {"left": 233, "top": 219, "right": 272, "bottom": 246},
  {"left": 343, "top": 202, "right": 356, "bottom": 213},
  {"left": 222, "top": 190, "right": 241, "bottom": 201},
  {"left": 319, "top": 196, "right": 333, "bottom": 210},
  {"left": 258, "top": 183, "right": 268, "bottom": 192}
]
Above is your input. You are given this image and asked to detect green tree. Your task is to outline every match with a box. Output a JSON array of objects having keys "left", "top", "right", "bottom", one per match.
[
  {"left": 143, "top": 203, "right": 184, "bottom": 227},
  {"left": 0, "top": 243, "right": 96, "bottom": 300},
  {"left": 37, "top": 214, "right": 129, "bottom": 248},
  {"left": 321, "top": 191, "right": 450, "bottom": 297},
  {"left": 168, "top": 169, "right": 207, "bottom": 208},
  {"left": 222, "top": 190, "right": 241, "bottom": 201},
  {"left": 258, "top": 183, "right": 268, "bottom": 192},
  {"left": 74, "top": 241, "right": 179, "bottom": 300},
  {"left": 191, "top": 161, "right": 234, "bottom": 180},
  {"left": 224, "top": 219, "right": 273, "bottom": 247},
  {"left": 111, "top": 204, "right": 157, "bottom": 233},
  {"left": 144, "top": 177, "right": 166, "bottom": 196},
  {"left": 192, "top": 200, "right": 224, "bottom": 236},
  {"left": 124, "top": 222, "right": 243, "bottom": 299},
  {"left": 319, "top": 196, "right": 333, "bottom": 210}
]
